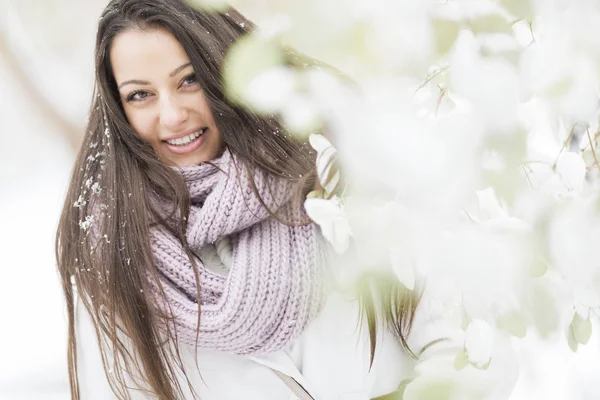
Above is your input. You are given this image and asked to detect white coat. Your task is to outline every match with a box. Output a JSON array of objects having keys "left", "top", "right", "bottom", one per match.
[
  {"left": 75, "top": 291, "right": 417, "bottom": 399},
  {"left": 74, "top": 239, "right": 517, "bottom": 400}
]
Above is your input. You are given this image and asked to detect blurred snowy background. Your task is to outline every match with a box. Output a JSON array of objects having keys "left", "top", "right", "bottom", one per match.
[
  {"left": 0, "top": 1, "right": 104, "bottom": 398},
  {"left": 2, "top": 0, "right": 600, "bottom": 399}
]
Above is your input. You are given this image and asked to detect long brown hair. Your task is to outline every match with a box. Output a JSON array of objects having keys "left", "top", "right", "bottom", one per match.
[{"left": 55, "top": 0, "right": 417, "bottom": 398}]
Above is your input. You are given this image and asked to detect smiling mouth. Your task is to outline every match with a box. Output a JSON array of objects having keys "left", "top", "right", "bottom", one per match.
[{"left": 163, "top": 128, "right": 207, "bottom": 146}]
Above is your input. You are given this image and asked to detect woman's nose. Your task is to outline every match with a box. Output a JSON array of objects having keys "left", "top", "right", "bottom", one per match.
[{"left": 159, "top": 95, "right": 188, "bottom": 130}]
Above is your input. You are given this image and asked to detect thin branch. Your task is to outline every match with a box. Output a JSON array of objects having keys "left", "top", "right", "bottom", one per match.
[
  {"left": 461, "top": 209, "right": 477, "bottom": 223},
  {"left": 414, "top": 65, "right": 450, "bottom": 96},
  {"left": 435, "top": 85, "right": 447, "bottom": 117},
  {"left": 553, "top": 124, "right": 576, "bottom": 170},
  {"left": 521, "top": 164, "right": 535, "bottom": 189},
  {"left": 586, "top": 126, "right": 599, "bottom": 169},
  {"left": 528, "top": 19, "right": 536, "bottom": 45},
  {"left": 510, "top": 18, "right": 525, "bottom": 26}
]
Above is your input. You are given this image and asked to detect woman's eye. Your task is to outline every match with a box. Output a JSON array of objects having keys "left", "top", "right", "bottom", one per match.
[
  {"left": 182, "top": 73, "right": 199, "bottom": 87},
  {"left": 126, "top": 91, "right": 150, "bottom": 103}
]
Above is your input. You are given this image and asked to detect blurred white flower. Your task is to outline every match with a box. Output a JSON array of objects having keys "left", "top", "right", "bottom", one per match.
[
  {"left": 304, "top": 196, "right": 351, "bottom": 254},
  {"left": 475, "top": 187, "right": 531, "bottom": 232},
  {"left": 574, "top": 287, "right": 600, "bottom": 319},
  {"left": 548, "top": 197, "right": 600, "bottom": 287},
  {"left": 556, "top": 151, "right": 586, "bottom": 190},
  {"left": 308, "top": 133, "right": 339, "bottom": 196},
  {"left": 450, "top": 31, "right": 521, "bottom": 131},
  {"left": 390, "top": 246, "right": 416, "bottom": 290},
  {"left": 476, "top": 187, "right": 509, "bottom": 221},
  {"left": 223, "top": 33, "right": 282, "bottom": 105},
  {"left": 186, "top": 0, "right": 229, "bottom": 11},
  {"left": 222, "top": 0, "right": 600, "bottom": 395},
  {"left": 244, "top": 67, "right": 296, "bottom": 113},
  {"left": 570, "top": 312, "right": 592, "bottom": 346},
  {"left": 464, "top": 319, "right": 494, "bottom": 369},
  {"left": 280, "top": 93, "right": 321, "bottom": 135}
]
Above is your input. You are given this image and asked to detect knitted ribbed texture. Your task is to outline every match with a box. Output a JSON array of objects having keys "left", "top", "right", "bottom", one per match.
[{"left": 149, "top": 150, "right": 325, "bottom": 354}]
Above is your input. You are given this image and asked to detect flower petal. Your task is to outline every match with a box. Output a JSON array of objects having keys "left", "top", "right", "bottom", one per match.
[
  {"left": 305, "top": 197, "right": 351, "bottom": 254},
  {"left": 464, "top": 319, "right": 494, "bottom": 369},
  {"left": 390, "top": 247, "right": 416, "bottom": 290}
]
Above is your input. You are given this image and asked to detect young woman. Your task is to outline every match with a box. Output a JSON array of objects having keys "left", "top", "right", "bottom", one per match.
[{"left": 56, "top": 0, "right": 431, "bottom": 399}]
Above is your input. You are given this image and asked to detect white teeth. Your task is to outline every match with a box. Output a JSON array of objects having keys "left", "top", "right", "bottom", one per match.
[{"left": 166, "top": 129, "right": 205, "bottom": 146}]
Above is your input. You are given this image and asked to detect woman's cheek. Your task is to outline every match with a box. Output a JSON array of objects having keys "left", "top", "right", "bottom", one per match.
[{"left": 128, "top": 110, "right": 156, "bottom": 143}]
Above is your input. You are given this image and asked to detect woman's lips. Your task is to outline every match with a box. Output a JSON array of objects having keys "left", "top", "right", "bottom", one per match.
[{"left": 163, "top": 129, "right": 208, "bottom": 155}]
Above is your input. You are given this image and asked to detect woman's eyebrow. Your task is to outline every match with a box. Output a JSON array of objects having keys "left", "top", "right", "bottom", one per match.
[
  {"left": 118, "top": 62, "right": 193, "bottom": 89},
  {"left": 169, "top": 62, "right": 192, "bottom": 77},
  {"left": 118, "top": 79, "right": 150, "bottom": 89}
]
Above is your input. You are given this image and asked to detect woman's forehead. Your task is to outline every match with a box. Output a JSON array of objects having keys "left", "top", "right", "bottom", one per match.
[{"left": 110, "top": 27, "right": 190, "bottom": 83}]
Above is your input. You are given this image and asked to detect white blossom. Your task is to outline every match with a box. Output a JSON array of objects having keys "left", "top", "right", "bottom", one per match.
[
  {"left": 464, "top": 319, "right": 495, "bottom": 369},
  {"left": 244, "top": 67, "right": 296, "bottom": 113},
  {"left": 556, "top": 152, "right": 586, "bottom": 190},
  {"left": 304, "top": 196, "right": 351, "bottom": 254},
  {"left": 309, "top": 133, "right": 339, "bottom": 196}
]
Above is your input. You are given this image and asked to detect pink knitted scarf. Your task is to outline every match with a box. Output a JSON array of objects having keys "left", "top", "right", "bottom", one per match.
[{"left": 149, "top": 150, "right": 325, "bottom": 354}]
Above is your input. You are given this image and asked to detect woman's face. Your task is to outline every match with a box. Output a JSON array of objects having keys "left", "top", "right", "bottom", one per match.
[{"left": 110, "top": 27, "right": 224, "bottom": 166}]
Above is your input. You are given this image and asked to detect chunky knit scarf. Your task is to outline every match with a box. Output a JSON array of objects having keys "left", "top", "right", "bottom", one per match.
[{"left": 149, "top": 150, "right": 324, "bottom": 355}]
